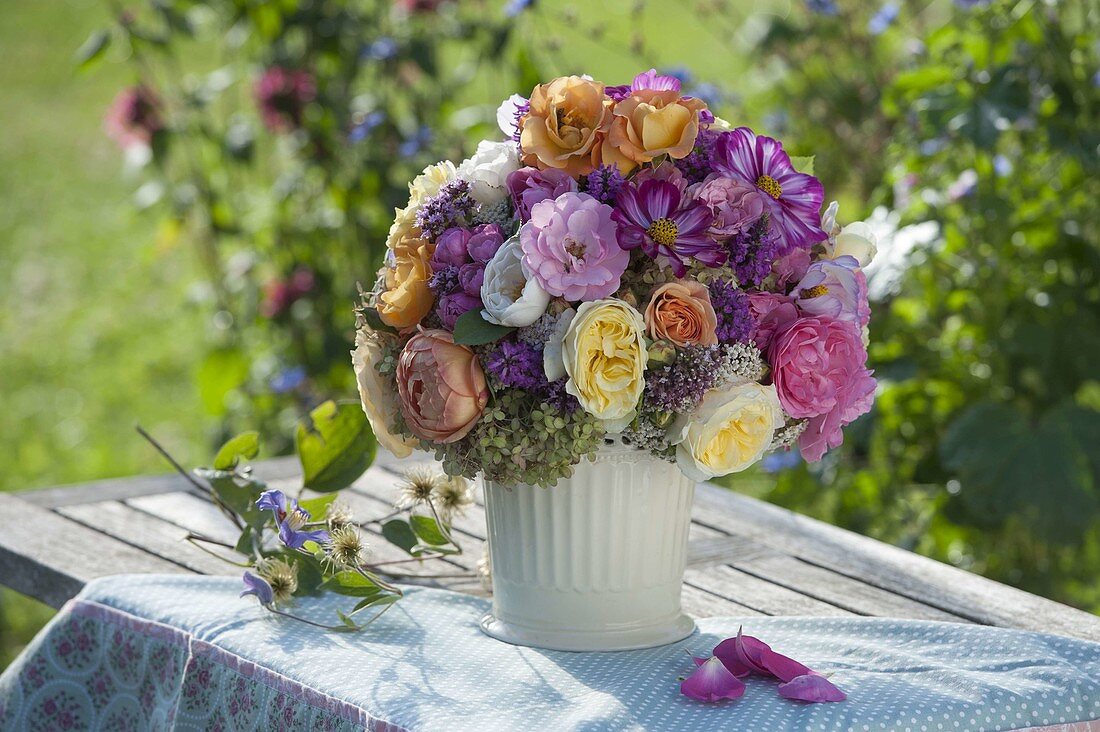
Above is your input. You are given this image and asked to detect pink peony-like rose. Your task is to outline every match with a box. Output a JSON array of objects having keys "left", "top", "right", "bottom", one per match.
[
  {"left": 769, "top": 317, "right": 876, "bottom": 461},
  {"left": 689, "top": 174, "right": 766, "bottom": 239},
  {"left": 397, "top": 329, "right": 488, "bottom": 443},
  {"left": 746, "top": 291, "right": 797, "bottom": 352},
  {"left": 520, "top": 192, "right": 629, "bottom": 301},
  {"left": 772, "top": 249, "right": 811, "bottom": 291},
  {"left": 507, "top": 167, "right": 578, "bottom": 221},
  {"left": 465, "top": 224, "right": 506, "bottom": 263}
]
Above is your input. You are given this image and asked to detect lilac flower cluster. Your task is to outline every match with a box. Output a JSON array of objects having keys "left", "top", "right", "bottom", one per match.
[
  {"left": 485, "top": 339, "right": 544, "bottom": 391},
  {"left": 416, "top": 179, "right": 476, "bottom": 240},
  {"left": 584, "top": 165, "right": 626, "bottom": 205},
  {"left": 644, "top": 345, "right": 724, "bottom": 414},
  {"left": 427, "top": 224, "right": 505, "bottom": 329},
  {"left": 708, "top": 279, "right": 754, "bottom": 343},
  {"left": 727, "top": 214, "right": 781, "bottom": 288},
  {"left": 675, "top": 127, "right": 721, "bottom": 185}
]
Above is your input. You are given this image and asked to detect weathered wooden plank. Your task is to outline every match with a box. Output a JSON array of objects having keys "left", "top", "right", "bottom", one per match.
[
  {"left": 58, "top": 500, "right": 234, "bottom": 576},
  {"left": 126, "top": 491, "right": 242, "bottom": 546},
  {"left": 19, "top": 456, "right": 301, "bottom": 509},
  {"left": 691, "top": 485, "right": 1100, "bottom": 641},
  {"left": 0, "top": 493, "right": 186, "bottom": 608},
  {"left": 680, "top": 584, "right": 763, "bottom": 619},
  {"left": 686, "top": 565, "right": 856, "bottom": 618}
]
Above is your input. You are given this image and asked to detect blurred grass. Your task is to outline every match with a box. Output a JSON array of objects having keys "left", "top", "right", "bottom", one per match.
[{"left": 0, "top": 0, "right": 210, "bottom": 668}]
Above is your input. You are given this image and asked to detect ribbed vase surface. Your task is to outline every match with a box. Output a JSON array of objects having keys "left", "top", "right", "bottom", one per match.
[{"left": 479, "top": 440, "right": 696, "bottom": 651}]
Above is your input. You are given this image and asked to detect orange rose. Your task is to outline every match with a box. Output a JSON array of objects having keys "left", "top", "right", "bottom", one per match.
[
  {"left": 397, "top": 329, "right": 489, "bottom": 444},
  {"left": 519, "top": 76, "right": 612, "bottom": 177},
  {"left": 377, "top": 230, "right": 435, "bottom": 329},
  {"left": 644, "top": 281, "right": 718, "bottom": 347},
  {"left": 608, "top": 89, "right": 707, "bottom": 165}
]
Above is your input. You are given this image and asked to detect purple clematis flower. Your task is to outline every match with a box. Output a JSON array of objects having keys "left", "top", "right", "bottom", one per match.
[
  {"left": 256, "top": 490, "right": 329, "bottom": 549},
  {"left": 712, "top": 127, "right": 827, "bottom": 255},
  {"left": 240, "top": 571, "right": 274, "bottom": 605},
  {"left": 680, "top": 656, "right": 746, "bottom": 703},
  {"left": 613, "top": 179, "right": 727, "bottom": 277}
]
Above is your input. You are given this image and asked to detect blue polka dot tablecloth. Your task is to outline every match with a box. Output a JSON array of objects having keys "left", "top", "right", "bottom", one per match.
[{"left": 0, "top": 575, "right": 1098, "bottom": 731}]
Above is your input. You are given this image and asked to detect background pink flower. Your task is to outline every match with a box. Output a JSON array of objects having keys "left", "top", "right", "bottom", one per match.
[
  {"left": 254, "top": 67, "right": 316, "bottom": 132},
  {"left": 769, "top": 316, "right": 875, "bottom": 461},
  {"left": 104, "top": 85, "right": 163, "bottom": 150},
  {"left": 520, "top": 192, "right": 628, "bottom": 301},
  {"left": 396, "top": 330, "right": 488, "bottom": 444}
]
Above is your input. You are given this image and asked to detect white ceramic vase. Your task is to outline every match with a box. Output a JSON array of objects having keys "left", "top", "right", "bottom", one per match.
[{"left": 478, "top": 439, "right": 696, "bottom": 651}]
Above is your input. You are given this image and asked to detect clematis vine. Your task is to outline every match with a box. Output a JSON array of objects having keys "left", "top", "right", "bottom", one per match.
[{"left": 256, "top": 490, "right": 330, "bottom": 549}]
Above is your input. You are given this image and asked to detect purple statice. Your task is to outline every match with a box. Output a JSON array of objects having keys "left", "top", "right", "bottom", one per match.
[
  {"left": 727, "top": 214, "right": 781, "bottom": 288},
  {"left": 543, "top": 378, "right": 579, "bottom": 412},
  {"left": 416, "top": 179, "right": 476, "bottom": 240},
  {"left": 644, "top": 346, "right": 723, "bottom": 414},
  {"left": 708, "top": 280, "right": 754, "bottom": 344},
  {"left": 584, "top": 164, "right": 625, "bottom": 205},
  {"left": 428, "top": 265, "right": 461, "bottom": 295},
  {"left": 674, "top": 127, "right": 720, "bottom": 185},
  {"left": 486, "top": 339, "right": 545, "bottom": 391}
]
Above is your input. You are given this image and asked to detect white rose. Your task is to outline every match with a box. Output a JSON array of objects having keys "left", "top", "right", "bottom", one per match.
[
  {"left": 828, "top": 221, "right": 878, "bottom": 268},
  {"left": 672, "top": 382, "right": 785, "bottom": 481},
  {"left": 351, "top": 329, "right": 418, "bottom": 458},
  {"left": 542, "top": 307, "right": 576, "bottom": 382},
  {"left": 457, "top": 140, "right": 520, "bottom": 205},
  {"left": 496, "top": 93, "right": 528, "bottom": 139},
  {"left": 481, "top": 235, "right": 551, "bottom": 327},
  {"left": 385, "top": 160, "right": 457, "bottom": 250},
  {"left": 821, "top": 200, "right": 840, "bottom": 238}
]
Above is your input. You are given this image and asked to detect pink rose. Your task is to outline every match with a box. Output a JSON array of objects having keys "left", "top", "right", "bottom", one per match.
[
  {"left": 769, "top": 317, "right": 876, "bottom": 461},
  {"left": 689, "top": 174, "right": 765, "bottom": 239},
  {"left": 746, "top": 291, "right": 797, "bottom": 352},
  {"left": 772, "top": 249, "right": 811, "bottom": 291},
  {"left": 507, "top": 167, "right": 578, "bottom": 221},
  {"left": 397, "top": 329, "right": 489, "bottom": 443}
]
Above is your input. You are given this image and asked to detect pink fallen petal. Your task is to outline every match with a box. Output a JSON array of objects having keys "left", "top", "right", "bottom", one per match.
[
  {"left": 691, "top": 655, "right": 707, "bottom": 667},
  {"left": 680, "top": 656, "right": 747, "bottom": 703},
  {"left": 713, "top": 627, "right": 770, "bottom": 677},
  {"left": 778, "top": 673, "right": 847, "bottom": 703},
  {"left": 759, "top": 647, "right": 814, "bottom": 683}
]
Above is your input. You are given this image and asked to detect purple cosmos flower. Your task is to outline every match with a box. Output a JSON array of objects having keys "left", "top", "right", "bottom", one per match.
[
  {"left": 613, "top": 179, "right": 726, "bottom": 276},
  {"left": 256, "top": 490, "right": 329, "bottom": 549},
  {"left": 680, "top": 656, "right": 746, "bottom": 703},
  {"left": 792, "top": 255, "right": 869, "bottom": 326},
  {"left": 240, "top": 571, "right": 274, "bottom": 605},
  {"left": 712, "top": 128, "right": 826, "bottom": 254}
]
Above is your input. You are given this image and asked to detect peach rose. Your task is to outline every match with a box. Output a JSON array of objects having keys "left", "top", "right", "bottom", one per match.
[
  {"left": 396, "top": 329, "right": 488, "bottom": 444},
  {"left": 377, "top": 230, "right": 435, "bottom": 330},
  {"left": 519, "top": 76, "right": 612, "bottom": 177},
  {"left": 644, "top": 281, "right": 718, "bottom": 347},
  {"left": 608, "top": 89, "right": 707, "bottom": 165}
]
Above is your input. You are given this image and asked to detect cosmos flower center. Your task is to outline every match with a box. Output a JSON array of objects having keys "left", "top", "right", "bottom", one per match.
[
  {"left": 802, "top": 284, "right": 829, "bottom": 298},
  {"left": 755, "top": 174, "right": 783, "bottom": 200},
  {"left": 647, "top": 217, "right": 680, "bottom": 246}
]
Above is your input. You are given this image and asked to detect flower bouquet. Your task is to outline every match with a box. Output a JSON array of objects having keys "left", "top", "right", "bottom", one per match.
[{"left": 354, "top": 69, "right": 877, "bottom": 650}]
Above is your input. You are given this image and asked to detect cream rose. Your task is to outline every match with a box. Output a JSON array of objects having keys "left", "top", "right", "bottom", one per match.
[
  {"left": 480, "top": 235, "right": 551, "bottom": 327},
  {"left": 561, "top": 299, "right": 647, "bottom": 430},
  {"left": 827, "top": 222, "right": 878, "bottom": 268},
  {"left": 385, "top": 160, "right": 457, "bottom": 250},
  {"left": 351, "top": 328, "right": 418, "bottom": 458},
  {"left": 673, "top": 382, "right": 785, "bottom": 481}
]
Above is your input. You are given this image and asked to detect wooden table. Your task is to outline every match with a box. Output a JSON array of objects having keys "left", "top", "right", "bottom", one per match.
[{"left": 2, "top": 452, "right": 1098, "bottom": 642}]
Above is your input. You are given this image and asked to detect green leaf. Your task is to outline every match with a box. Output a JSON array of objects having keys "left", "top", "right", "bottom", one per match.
[
  {"left": 74, "top": 30, "right": 110, "bottom": 70},
  {"left": 296, "top": 400, "right": 376, "bottom": 493},
  {"left": 409, "top": 515, "right": 449, "bottom": 546},
  {"left": 350, "top": 593, "right": 399, "bottom": 615},
  {"left": 298, "top": 494, "right": 337, "bottom": 520},
  {"left": 234, "top": 528, "right": 254, "bottom": 556},
  {"left": 196, "top": 348, "right": 249, "bottom": 416},
  {"left": 452, "top": 309, "right": 514, "bottom": 346},
  {"left": 381, "top": 519, "right": 422, "bottom": 556},
  {"left": 213, "top": 432, "right": 260, "bottom": 470},
  {"left": 194, "top": 468, "right": 266, "bottom": 527},
  {"left": 789, "top": 155, "right": 815, "bottom": 176},
  {"left": 322, "top": 571, "right": 385, "bottom": 598},
  {"left": 360, "top": 307, "right": 398, "bottom": 335}
]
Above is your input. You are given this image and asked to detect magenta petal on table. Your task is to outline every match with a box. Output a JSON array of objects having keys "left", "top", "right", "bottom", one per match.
[
  {"left": 778, "top": 673, "right": 847, "bottom": 703},
  {"left": 680, "top": 657, "right": 747, "bottom": 703},
  {"left": 759, "top": 647, "right": 815, "bottom": 683},
  {"left": 713, "top": 627, "right": 769, "bottom": 677}
]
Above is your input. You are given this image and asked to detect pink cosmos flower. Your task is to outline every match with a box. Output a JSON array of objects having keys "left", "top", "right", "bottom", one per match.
[
  {"left": 396, "top": 329, "right": 488, "bottom": 444},
  {"left": 506, "top": 167, "right": 578, "bottom": 221},
  {"left": 792, "top": 255, "right": 869, "bottom": 327},
  {"left": 713, "top": 127, "right": 826, "bottom": 254},
  {"left": 520, "top": 192, "right": 628, "bottom": 301},
  {"left": 769, "top": 317, "right": 876, "bottom": 461},
  {"left": 613, "top": 178, "right": 726, "bottom": 277},
  {"left": 254, "top": 67, "right": 316, "bottom": 133},
  {"left": 104, "top": 85, "right": 163, "bottom": 150},
  {"left": 689, "top": 174, "right": 766, "bottom": 240}
]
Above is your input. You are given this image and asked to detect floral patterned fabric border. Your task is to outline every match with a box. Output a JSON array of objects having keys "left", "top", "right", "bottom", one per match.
[{"left": 0, "top": 575, "right": 1098, "bottom": 731}]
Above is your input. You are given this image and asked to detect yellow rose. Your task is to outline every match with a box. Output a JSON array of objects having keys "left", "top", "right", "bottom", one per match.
[
  {"left": 351, "top": 328, "right": 418, "bottom": 458},
  {"left": 377, "top": 230, "right": 435, "bottom": 329},
  {"left": 560, "top": 299, "right": 648, "bottom": 429},
  {"left": 608, "top": 89, "right": 707, "bottom": 165},
  {"left": 673, "top": 383, "right": 785, "bottom": 481},
  {"left": 385, "top": 161, "right": 457, "bottom": 250}
]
